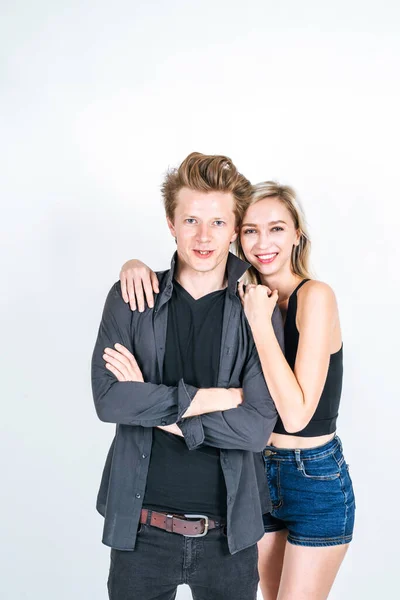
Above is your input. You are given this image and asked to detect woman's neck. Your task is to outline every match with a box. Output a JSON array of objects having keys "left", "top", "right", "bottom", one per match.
[{"left": 260, "top": 271, "right": 304, "bottom": 305}]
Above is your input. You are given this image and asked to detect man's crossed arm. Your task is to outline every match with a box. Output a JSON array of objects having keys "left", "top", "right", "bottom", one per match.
[
  {"left": 102, "top": 342, "right": 242, "bottom": 436},
  {"left": 91, "top": 282, "right": 281, "bottom": 452}
]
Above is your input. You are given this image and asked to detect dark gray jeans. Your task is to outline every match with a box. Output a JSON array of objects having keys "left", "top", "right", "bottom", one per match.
[{"left": 107, "top": 523, "right": 259, "bottom": 600}]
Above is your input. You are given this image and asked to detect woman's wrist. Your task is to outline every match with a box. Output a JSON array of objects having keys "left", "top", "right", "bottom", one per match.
[{"left": 250, "top": 318, "right": 275, "bottom": 341}]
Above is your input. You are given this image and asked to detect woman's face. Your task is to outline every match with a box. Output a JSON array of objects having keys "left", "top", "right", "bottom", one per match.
[{"left": 240, "top": 197, "right": 300, "bottom": 278}]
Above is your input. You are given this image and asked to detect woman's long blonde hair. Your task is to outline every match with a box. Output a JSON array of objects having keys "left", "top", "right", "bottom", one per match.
[{"left": 236, "top": 181, "right": 312, "bottom": 284}]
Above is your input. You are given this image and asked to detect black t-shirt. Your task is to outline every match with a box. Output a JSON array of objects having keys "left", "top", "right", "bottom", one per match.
[{"left": 143, "top": 280, "right": 227, "bottom": 519}]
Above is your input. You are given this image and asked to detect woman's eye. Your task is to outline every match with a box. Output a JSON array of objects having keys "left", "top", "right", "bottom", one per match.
[
  {"left": 271, "top": 227, "right": 284, "bottom": 232},
  {"left": 243, "top": 229, "right": 256, "bottom": 234}
]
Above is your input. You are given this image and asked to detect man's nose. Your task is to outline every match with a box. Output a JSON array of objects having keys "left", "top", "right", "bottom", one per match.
[{"left": 197, "top": 224, "right": 211, "bottom": 242}]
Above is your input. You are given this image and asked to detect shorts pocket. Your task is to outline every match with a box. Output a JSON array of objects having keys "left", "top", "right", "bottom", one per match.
[{"left": 298, "top": 455, "right": 340, "bottom": 481}]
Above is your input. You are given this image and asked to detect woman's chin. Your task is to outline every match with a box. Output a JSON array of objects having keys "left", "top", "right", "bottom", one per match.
[{"left": 250, "top": 261, "right": 279, "bottom": 277}]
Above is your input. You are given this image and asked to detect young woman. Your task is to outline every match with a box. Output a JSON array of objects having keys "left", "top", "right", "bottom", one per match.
[{"left": 118, "top": 182, "right": 355, "bottom": 600}]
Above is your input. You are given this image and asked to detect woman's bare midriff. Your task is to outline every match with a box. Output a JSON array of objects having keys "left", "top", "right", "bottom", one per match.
[{"left": 267, "top": 431, "right": 336, "bottom": 449}]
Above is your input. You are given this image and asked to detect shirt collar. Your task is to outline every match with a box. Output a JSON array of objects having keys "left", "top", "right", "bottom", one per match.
[{"left": 165, "top": 251, "right": 250, "bottom": 297}]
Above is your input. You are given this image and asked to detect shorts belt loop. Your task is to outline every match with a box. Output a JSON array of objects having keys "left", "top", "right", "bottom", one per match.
[
  {"left": 336, "top": 436, "right": 343, "bottom": 453},
  {"left": 294, "top": 449, "right": 302, "bottom": 470}
]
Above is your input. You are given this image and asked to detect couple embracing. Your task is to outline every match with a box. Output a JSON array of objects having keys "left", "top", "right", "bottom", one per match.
[{"left": 91, "top": 152, "right": 355, "bottom": 600}]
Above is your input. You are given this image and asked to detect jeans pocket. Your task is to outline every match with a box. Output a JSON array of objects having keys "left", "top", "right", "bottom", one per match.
[
  {"left": 298, "top": 455, "right": 340, "bottom": 481},
  {"left": 137, "top": 521, "right": 149, "bottom": 535}
]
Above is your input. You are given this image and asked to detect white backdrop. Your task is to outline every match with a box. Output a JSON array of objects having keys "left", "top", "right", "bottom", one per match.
[{"left": 1, "top": 1, "right": 399, "bottom": 598}]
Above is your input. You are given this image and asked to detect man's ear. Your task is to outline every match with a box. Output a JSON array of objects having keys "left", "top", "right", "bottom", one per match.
[
  {"left": 167, "top": 217, "right": 176, "bottom": 239},
  {"left": 230, "top": 226, "right": 239, "bottom": 244}
]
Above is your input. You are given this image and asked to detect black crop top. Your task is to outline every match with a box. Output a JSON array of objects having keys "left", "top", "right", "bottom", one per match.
[{"left": 273, "top": 279, "right": 343, "bottom": 437}]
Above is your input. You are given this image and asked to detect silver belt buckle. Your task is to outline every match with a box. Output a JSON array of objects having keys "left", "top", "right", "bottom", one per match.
[{"left": 183, "top": 514, "right": 209, "bottom": 537}]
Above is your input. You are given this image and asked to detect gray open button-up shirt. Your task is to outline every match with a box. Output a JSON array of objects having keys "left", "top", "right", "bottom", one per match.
[{"left": 92, "top": 252, "right": 284, "bottom": 554}]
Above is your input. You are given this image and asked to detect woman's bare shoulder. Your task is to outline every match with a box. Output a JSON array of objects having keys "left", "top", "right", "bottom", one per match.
[{"left": 297, "top": 280, "right": 338, "bottom": 316}]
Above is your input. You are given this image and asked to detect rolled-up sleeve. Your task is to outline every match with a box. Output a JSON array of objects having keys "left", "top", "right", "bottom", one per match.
[{"left": 181, "top": 305, "right": 284, "bottom": 452}]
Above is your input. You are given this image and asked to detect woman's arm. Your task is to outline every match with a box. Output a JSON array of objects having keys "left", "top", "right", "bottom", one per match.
[
  {"left": 120, "top": 259, "right": 159, "bottom": 311},
  {"left": 239, "top": 281, "right": 340, "bottom": 433}
]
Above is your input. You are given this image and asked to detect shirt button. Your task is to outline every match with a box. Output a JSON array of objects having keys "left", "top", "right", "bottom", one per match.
[
  {"left": 135, "top": 493, "right": 141, "bottom": 499},
  {"left": 141, "top": 454, "right": 147, "bottom": 459},
  {"left": 161, "top": 420, "right": 167, "bottom": 426}
]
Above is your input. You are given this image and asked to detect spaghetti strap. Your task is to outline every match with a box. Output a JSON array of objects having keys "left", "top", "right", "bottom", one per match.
[{"left": 292, "top": 278, "right": 311, "bottom": 295}]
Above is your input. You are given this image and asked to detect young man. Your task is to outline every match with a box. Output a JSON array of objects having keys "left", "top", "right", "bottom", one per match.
[{"left": 91, "top": 152, "right": 284, "bottom": 599}]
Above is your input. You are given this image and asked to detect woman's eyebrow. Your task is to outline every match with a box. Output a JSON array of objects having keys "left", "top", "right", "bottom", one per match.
[{"left": 241, "top": 219, "right": 287, "bottom": 227}]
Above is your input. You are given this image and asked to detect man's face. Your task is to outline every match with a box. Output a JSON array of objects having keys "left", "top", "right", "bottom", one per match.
[{"left": 167, "top": 187, "right": 238, "bottom": 275}]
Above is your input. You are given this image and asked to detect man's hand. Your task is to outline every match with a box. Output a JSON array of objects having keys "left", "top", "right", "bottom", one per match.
[
  {"left": 158, "top": 423, "right": 184, "bottom": 437},
  {"left": 103, "top": 343, "right": 144, "bottom": 382}
]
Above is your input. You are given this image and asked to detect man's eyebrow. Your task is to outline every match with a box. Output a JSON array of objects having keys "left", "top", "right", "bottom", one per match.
[{"left": 183, "top": 215, "right": 228, "bottom": 220}]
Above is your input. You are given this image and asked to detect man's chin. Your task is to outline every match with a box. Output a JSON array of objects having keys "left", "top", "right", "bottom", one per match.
[
  {"left": 182, "top": 254, "right": 220, "bottom": 273},
  {"left": 187, "top": 260, "right": 218, "bottom": 273}
]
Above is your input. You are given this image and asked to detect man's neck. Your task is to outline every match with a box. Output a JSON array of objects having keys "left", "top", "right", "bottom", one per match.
[{"left": 174, "top": 258, "right": 228, "bottom": 300}]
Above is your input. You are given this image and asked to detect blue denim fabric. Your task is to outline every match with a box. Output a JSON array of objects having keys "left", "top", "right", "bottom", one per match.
[{"left": 262, "top": 436, "right": 355, "bottom": 547}]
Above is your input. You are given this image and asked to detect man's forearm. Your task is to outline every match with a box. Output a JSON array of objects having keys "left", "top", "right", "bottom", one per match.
[
  {"left": 180, "top": 344, "right": 279, "bottom": 451},
  {"left": 181, "top": 388, "right": 242, "bottom": 418}
]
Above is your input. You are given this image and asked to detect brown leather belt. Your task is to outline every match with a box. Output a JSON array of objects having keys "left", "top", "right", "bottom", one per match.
[{"left": 140, "top": 509, "right": 223, "bottom": 537}]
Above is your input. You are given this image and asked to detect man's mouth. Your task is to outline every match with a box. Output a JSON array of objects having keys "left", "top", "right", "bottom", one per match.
[
  {"left": 193, "top": 249, "right": 214, "bottom": 259},
  {"left": 256, "top": 253, "right": 278, "bottom": 264}
]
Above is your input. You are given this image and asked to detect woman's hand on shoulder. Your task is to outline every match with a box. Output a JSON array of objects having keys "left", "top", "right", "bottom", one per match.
[
  {"left": 238, "top": 281, "right": 279, "bottom": 327},
  {"left": 119, "top": 259, "right": 159, "bottom": 312}
]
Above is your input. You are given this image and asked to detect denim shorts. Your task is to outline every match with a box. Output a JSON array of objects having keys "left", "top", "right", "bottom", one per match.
[{"left": 262, "top": 435, "right": 355, "bottom": 547}]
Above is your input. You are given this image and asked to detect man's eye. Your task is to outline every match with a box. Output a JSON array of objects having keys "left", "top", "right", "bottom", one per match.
[
  {"left": 185, "top": 219, "right": 196, "bottom": 224},
  {"left": 214, "top": 221, "right": 225, "bottom": 226}
]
